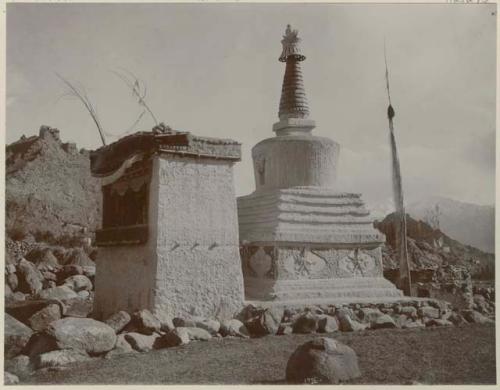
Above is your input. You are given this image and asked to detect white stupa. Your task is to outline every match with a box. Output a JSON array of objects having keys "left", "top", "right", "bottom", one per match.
[{"left": 237, "top": 25, "right": 403, "bottom": 305}]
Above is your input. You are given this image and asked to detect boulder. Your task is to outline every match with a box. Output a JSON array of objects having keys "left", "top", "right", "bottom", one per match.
[
  {"left": 4, "top": 372, "right": 19, "bottom": 385},
  {"left": 105, "top": 334, "right": 136, "bottom": 358},
  {"left": 399, "top": 306, "right": 418, "bottom": 317},
  {"left": 277, "top": 324, "right": 294, "bottom": 335},
  {"left": 77, "top": 290, "right": 90, "bottom": 299},
  {"left": 64, "top": 248, "right": 95, "bottom": 267},
  {"left": 184, "top": 327, "right": 212, "bottom": 341},
  {"left": 5, "top": 314, "right": 33, "bottom": 359},
  {"left": 337, "top": 311, "right": 367, "bottom": 332},
  {"left": 46, "top": 317, "right": 117, "bottom": 354},
  {"left": 64, "top": 298, "right": 93, "bottom": 318},
  {"left": 4, "top": 355, "right": 33, "bottom": 378},
  {"left": 63, "top": 275, "right": 93, "bottom": 292},
  {"left": 17, "top": 258, "right": 44, "bottom": 295},
  {"left": 5, "top": 291, "right": 26, "bottom": 305},
  {"left": 60, "top": 264, "right": 83, "bottom": 279},
  {"left": 28, "top": 303, "right": 61, "bottom": 331},
  {"left": 26, "top": 248, "right": 60, "bottom": 269},
  {"left": 82, "top": 266, "right": 96, "bottom": 278},
  {"left": 41, "top": 271, "right": 57, "bottom": 282},
  {"left": 154, "top": 312, "right": 175, "bottom": 333},
  {"left": 317, "top": 315, "right": 339, "bottom": 333},
  {"left": 447, "top": 312, "right": 468, "bottom": 326},
  {"left": 418, "top": 306, "right": 440, "bottom": 319},
  {"left": 193, "top": 317, "right": 220, "bottom": 336},
  {"left": 158, "top": 328, "right": 190, "bottom": 348},
  {"left": 402, "top": 320, "right": 425, "bottom": 329},
  {"left": 37, "top": 285, "right": 78, "bottom": 301},
  {"left": 21, "top": 332, "right": 59, "bottom": 358},
  {"left": 124, "top": 332, "right": 161, "bottom": 352},
  {"left": 105, "top": 311, "right": 132, "bottom": 333},
  {"left": 462, "top": 310, "right": 495, "bottom": 325},
  {"left": 6, "top": 299, "right": 58, "bottom": 324},
  {"left": 292, "top": 313, "right": 318, "bottom": 334},
  {"left": 286, "top": 337, "right": 361, "bottom": 384},
  {"left": 6, "top": 273, "right": 18, "bottom": 291},
  {"left": 220, "top": 319, "right": 249, "bottom": 338},
  {"left": 128, "top": 310, "right": 161, "bottom": 335},
  {"left": 246, "top": 309, "right": 282, "bottom": 336},
  {"left": 426, "top": 318, "right": 454, "bottom": 327},
  {"left": 5, "top": 284, "right": 12, "bottom": 297},
  {"left": 173, "top": 317, "right": 197, "bottom": 328},
  {"left": 33, "top": 349, "right": 91, "bottom": 369},
  {"left": 371, "top": 314, "right": 397, "bottom": 329},
  {"left": 357, "top": 308, "right": 384, "bottom": 323}
]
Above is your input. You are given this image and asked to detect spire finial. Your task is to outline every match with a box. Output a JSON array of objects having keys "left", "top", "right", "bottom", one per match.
[
  {"left": 273, "top": 25, "right": 315, "bottom": 136},
  {"left": 279, "top": 24, "right": 305, "bottom": 62}
]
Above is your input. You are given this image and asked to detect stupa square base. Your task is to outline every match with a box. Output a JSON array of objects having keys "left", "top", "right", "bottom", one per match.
[{"left": 240, "top": 244, "right": 403, "bottom": 303}]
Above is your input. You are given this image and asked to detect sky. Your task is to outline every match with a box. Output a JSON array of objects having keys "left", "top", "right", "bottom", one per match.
[{"left": 6, "top": 3, "right": 497, "bottom": 212}]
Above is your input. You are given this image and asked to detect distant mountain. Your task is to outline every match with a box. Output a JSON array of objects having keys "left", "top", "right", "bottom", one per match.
[
  {"left": 406, "top": 196, "right": 494, "bottom": 254},
  {"left": 6, "top": 126, "right": 102, "bottom": 241}
]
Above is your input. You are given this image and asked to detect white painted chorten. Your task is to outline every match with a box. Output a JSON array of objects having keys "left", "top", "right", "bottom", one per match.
[{"left": 237, "top": 25, "right": 403, "bottom": 305}]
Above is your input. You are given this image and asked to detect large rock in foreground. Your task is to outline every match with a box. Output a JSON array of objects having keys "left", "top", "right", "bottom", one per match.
[
  {"left": 286, "top": 337, "right": 361, "bottom": 384},
  {"left": 46, "top": 317, "right": 116, "bottom": 355},
  {"left": 5, "top": 314, "right": 33, "bottom": 359}
]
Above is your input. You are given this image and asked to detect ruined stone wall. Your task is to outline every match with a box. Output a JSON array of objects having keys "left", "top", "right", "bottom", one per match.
[{"left": 152, "top": 154, "right": 244, "bottom": 319}]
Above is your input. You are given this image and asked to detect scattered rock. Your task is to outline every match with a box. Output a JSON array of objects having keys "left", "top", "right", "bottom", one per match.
[
  {"left": 371, "top": 314, "right": 397, "bottom": 329},
  {"left": 4, "top": 371, "right": 19, "bottom": 385},
  {"left": 64, "top": 248, "right": 95, "bottom": 267},
  {"left": 105, "top": 311, "right": 132, "bottom": 333},
  {"left": 22, "top": 332, "right": 59, "bottom": 358},
  {"left": 447, "top": 312, "right": 468, "bottom": 326},
  {"left": 33, "top": 349, "right": 90, "bottom": 369},
  {"left": 277, "top": 324, "right": 294, "bottom": 335},
  {"left": 158, "top": 328, "right": 190, "bottom": 347},
  {"left": 77, "top": 290, "right": 90, "bottom": 299},
  {"left": 6, "top": 273, "right": 19, "bottom": 291},
  {"left": 28, "top": 304, "right": 61, "bottom": 332},
  {"left": 129, "top": 310, "right": 161, "bottom": 335},
  {"left": 46, "top": 317, "right": 117, "bottom": 354},
  {"left": 17, "top": 258, "right": 44, "bottom": 295},
  {"left": 317, "top": 315, "right": 339, "bottom": 333},
  {"left": 63, "top": 274, "right": 93, "bottom": 292},
  {"left": 60, "top": 264, "right": 83, "bottom": 279},
  {"left": 82, "top": 266, "right": 96, "bottom": 279},
  {"left": 462, "top": 310, "right": 495, "bottom": 325},
  {"left": 105, "top": 334, "right": 137, "bottom": 358},
  {"left": 5, "top": 313, "right": 33, "bottom": 359},
  {"left": 292, "top": 313, "right": 318, "bottom": 334},
  {"left": 193, "top": 317, "right": 220, "bottom": 336},
  {"left": 220, "top": 319, "right": 249, "bottom": 338},
  {"left": 63, "top": 298, "right": 93, "bottom": 318},
  {"left": 402, "top": 320, "right": 425, "bottom": 329},
  {"left": 26, "top": 248, "right": 59, "bottom": 270},
  {"left": 426, "top": 318, "right": 454, "bottom": 327},
  {"left": 337, "top": 310, "right": 367, "bottom": 332},
  {"left": 418, "top": 306, "right": 440, "bottom": 319},
  {"left": 286, "top": 337, "right": 361, "bottom": 384},
  {"left": 6, "top": 291, "right": 26, "bottom": 304},
  {"left": 246, "top": 309, "right": 282, "bottom": 336},
  {"left": 4, "top": 355, "right": 33, "bottom": 378},
  {"left": 184, "top": 327, "right": 212, "bottom": 341},
  {"left": 399, "top": 306, "right": 418, "bottom": 317},
  {"left": 358, "top": 308, "right": 384, "bottom": 323},
  {"left": 37, "top": 285, "right": 78, "bottom": 301},
  {"left": 173, "top": 317, "right": 197, "bottom": 328},
  {"left": 124, "top": 332, "right": 161, "bottom": 352}
]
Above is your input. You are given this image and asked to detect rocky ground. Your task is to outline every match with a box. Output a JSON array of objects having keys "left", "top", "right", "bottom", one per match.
[{"left": 15, "top": 325, "right": 496, "bottom": 385}]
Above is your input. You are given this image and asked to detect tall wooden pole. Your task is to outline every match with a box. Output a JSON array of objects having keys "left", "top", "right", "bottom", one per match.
[{"left": 384, "top": 43, "right": 412, "bottom": 296}]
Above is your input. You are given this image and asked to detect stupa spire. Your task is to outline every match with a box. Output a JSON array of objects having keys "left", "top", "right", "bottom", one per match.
[{"left": 273, "top": 25, "right": 316, "bottom": 136}]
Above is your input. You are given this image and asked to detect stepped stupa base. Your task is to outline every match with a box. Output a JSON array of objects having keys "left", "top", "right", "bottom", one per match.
[{"left": 244, "top": 276, "right": 403, "bottom": 305}]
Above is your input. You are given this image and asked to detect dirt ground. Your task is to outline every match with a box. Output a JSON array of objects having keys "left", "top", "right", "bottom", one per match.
[{"left": 22, "top": 324, "right": 496, "bottom": 385}]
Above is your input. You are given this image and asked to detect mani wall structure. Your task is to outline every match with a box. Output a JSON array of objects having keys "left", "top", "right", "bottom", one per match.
[
  {"left": 90, "top": 125, "right": 245, "bottom": 320},
  {"left": 237, "top": 25, "right": 403, "bottom": 305}
]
